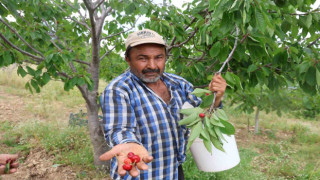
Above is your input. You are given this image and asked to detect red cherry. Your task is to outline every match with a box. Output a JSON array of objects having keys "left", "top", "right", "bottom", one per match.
[
  {"left": 122, "top": 164, "right": 132, "bottom": 171},
  {"left": 131, "top": 155, "right": 140, "bottom": 163},
  {"left": 205, "top": 93, "right": 210, "bottom": 96},
  {"left": 124, "top": 158, "right": 132, "bottom": 165},
  {"left": 6, "top": 158, "right": 12, "bottom": 164},
  {"left": 199, "top": 113, "right": 205, "bottom": 118},
  {"left": 127, "top": 152, "right": 135, "bottom": 159}
]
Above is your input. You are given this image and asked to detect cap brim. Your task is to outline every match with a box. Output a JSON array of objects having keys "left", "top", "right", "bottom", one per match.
[{"left": 130, "top": 40, "right": 166, "bottom": 48}]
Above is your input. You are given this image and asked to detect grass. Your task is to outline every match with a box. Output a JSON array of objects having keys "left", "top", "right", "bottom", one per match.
[{"left": 1, "top": 66, "right": 320, "bottom": 179}]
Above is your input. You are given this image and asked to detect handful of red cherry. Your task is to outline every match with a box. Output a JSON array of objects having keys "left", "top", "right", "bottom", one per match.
[{"left": 122, "top": 152, "right": 141, "bottom": 171}]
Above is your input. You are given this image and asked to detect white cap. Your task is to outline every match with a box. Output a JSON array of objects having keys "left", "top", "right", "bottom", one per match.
[{"left": 125, "top": 29, "right": 166, "bottom": 49}]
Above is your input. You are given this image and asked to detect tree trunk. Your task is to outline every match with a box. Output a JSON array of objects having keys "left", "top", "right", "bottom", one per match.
[
  {"left": 86, "top": 92, "right": 111, "bottom": 171},
  {"left": 254, "top": 107, "right": 260, "bottom": 134}
]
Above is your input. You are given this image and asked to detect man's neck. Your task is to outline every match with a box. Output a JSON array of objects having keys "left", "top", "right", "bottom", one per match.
[{"left": 145, "top": 79, "right": 163, "bottom": 90}]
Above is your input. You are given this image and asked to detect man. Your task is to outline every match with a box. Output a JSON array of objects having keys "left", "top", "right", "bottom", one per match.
[
  {"left": 0, "top": 154, "right": 19, "bottom": 175},
  {"left": 100, "top": 29, "right": 227, "bottom": 179}
]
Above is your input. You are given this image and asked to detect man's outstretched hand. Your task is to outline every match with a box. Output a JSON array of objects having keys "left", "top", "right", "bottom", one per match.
[
  {"left": 0, "top": 154, "right": 19, "bottom": 175},
  {"left": 99, "top": 143, "right": 153, "bottom": 177}
]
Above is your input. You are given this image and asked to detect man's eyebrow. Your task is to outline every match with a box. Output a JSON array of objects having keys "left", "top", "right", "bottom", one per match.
[{"left": 137, "top": 54, "right": 149, "bottom": 57}]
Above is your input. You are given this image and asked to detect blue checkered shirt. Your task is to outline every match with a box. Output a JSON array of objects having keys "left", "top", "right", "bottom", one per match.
[{"left": 100, "top": 70, "right": 202, "bottom": 180}]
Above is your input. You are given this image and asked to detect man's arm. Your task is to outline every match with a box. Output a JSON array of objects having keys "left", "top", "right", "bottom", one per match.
[
  {"left": 101, "top": 89, "right": 141, "bottom": 146},
  {"left": 100, "top": 88, "right": 153, "bottom": 177}
]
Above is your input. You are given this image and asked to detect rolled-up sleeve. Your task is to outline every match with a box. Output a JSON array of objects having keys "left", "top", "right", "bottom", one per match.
[{"left": 100, "top": 88, "right": 141, "bottom": 147}]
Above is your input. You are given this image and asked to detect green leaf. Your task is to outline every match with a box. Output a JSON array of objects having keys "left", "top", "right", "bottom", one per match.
[
  {"left": 214, "top": 126, "right": 226, "bottom": 142},
  {"left": 84, "top": 76, "right": 93, "bottom": 91},
  {"left": 219, "top": 120, "right": 235, "bottom": 135},
  {"left": 255, "top": 9, "right": 266, "bottom": 33},
  {"left": 225, "top": 72, "right": 235, "bottom": 85},
  {"left": 200, "top": 94, "right": 214, "bottom": 108},
  {"left": 125, "top": 3, "right": 136, "bottom": 14},
  {"left": 210, "top": 136, "right": 225, "bottom": 152},
  {"left": 209, "top": 41, "right": 221, "bottom": 58},
  {"left": 203, "top": 138, "right": 213, "bottom": 154},
  {"left": 298, "top": 61, "right": 310, "bottom": 74},
  {"left": 194, "top": 63, "right": 205, "bottom": 74},
  {"left": 231, "top": 73, "right": 243, "bottom": 90},
  {"left": 188, "top": 121, "right": 203, "bottom": 143},
  {"left": 31, "top": 79, "right": 40, "bottom": 93},
  {"left": 42, "top": 72, "right": 51, "bottom": 85},
  {"left": 305, "top": 14, "right": 312, "bottom": 29},
  {"left": 200, "top": 127, "right": 211, "bottom": 141},
  {"left": 305, "top": 66, "right": 316, "bottom": 86},
  {"left": 5, "top": 161, "right": 10, "bottom": 174},
  {"left": 209, "top": 0, "right": 216, "bottom": 11},
  {"left": 26, "top": 66, "right": 35, "bottom": 76},
  {"left": 25, "top": 82, "right": 33, "bottom": 94},
  {"left": 210, "top": 116, "right": 225, "bottom": 127},
  {"left": 180, "top": 107, "right": 203, "bottom": 116},
  {"left": 247, "top": 64, "right": 258, "bottom": 73},
  {"left": 4, "top": 51, "right": 13, "bottom": 65},
  {"left": 191, "top": 88, "right": 211, "bottom": 97},
  {"left": 0, "top": 3, "right": 9, "bottom": 16},
  {"left": 186, "top": 117, "right": 202, "bottom": 128},
  {"left": 17, "top": 66, "right": 27, "bottom": 77},
  {"left": 178, "top": 112, "right": 198, "bottom": 126},
  {"left": 316, "top": 68, "right": 320, "bottom": 86},
  {"left": 216, "top": 109, "right": 228, "bottom": 121},
  {"left": 281, "top": 20, "right": 291, "bottom": 33}
]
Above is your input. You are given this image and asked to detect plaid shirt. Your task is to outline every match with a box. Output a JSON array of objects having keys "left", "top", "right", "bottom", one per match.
[{"left": 101, "top": 70, "right": 202, "bottom": 180}]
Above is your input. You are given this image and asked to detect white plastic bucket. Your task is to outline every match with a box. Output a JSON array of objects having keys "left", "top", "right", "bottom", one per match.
[
  {"left": 189, "top": 135, "right": 240, "bottom": 172},
  {"left": 181, "top": 102, "right": 240, "bottom": 172}
]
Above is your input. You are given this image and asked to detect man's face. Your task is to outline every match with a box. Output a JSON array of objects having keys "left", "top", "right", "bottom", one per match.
[{"left": 126, "top": 43, "right": 166, "bottom": 83}]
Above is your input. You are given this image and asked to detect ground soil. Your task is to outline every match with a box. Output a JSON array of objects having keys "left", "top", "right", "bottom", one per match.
[{"left": 0, "top": 87, "right": 78, "bottom": 180}]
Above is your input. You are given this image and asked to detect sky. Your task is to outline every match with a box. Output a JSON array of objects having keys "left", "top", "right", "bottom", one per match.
[
  {"left": 153, "top": 0, "right": 320, "bottom": 10},
  {"left": 137, "top": 0, "right": 320, "bottom": 28}
]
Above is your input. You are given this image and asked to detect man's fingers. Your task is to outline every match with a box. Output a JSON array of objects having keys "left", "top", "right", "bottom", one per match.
[
  {"left": 9, "top": 154, "right": 19, "bottom": 160},
  {"left": 142, "top": 155, "right": 153, "bottom": 163},
  {"left": 9, "top": 168, "right": 17, "bottom": 173},
  {"left": 136, "top": 161, "right": 149, "bottom": 171},
  {"left": 118, "top": 164, "right": 127, "bottom": 176},
  {"left": 10, "top": 162, "right": 19, "bottom": 168},
  {"left": 129, "top": 164, "right": 139, "bottom": 177},
  {"left": 0, "top": 165, "right": 5, "bottom": 174}
]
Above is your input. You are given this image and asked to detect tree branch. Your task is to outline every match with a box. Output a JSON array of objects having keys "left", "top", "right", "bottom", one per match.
[
  {"left": 69, "top": 61, "right": 77, "bottom": 73},
  {"left": 168, "top": 17, "right": 197, "bottom": 51},
  {"left": 52, "top": 1, "right": 91, "bottom": 31},
  {"left": 0, "top": 32, "right": 44, "bottom": 62},
  {"left": 267, "top": 9, "right": 320, "bottom": 16},
  {"left": 73, "top": 59, "right": 90, "bottom": 66},
  {"left": 101, "top": 27, "right": 134, "bottom": 40},
  {"left": 186, "top": 51, "right": 206, "bottom": 66},
  {"left": 0, "top": 17, "right": 44, "bottom": 58},
  {"left": 209, "top": 25, "right": 240, "bottom": 113},
  {"left": 93, "top": 0, "right": 105, "bottom": 11},
  {"left": 100, "top": 46, "right": 115, "bottom": 61},
  {"left": 217, "top": 26, "right": 240, "bottom": 73},
  {"left": 168, "top": 28, "right": 198, "bottom": 50},
  {"left": 307, "top": 36, "right": 320, "bottom": 48},
  {"left": 240, "top": 32, "right": 250, "bottom": 44}
]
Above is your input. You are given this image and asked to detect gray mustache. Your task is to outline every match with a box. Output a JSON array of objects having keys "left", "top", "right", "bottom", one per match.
[{"left": 142, "top": 69, "right": 160, "bottom": 74}]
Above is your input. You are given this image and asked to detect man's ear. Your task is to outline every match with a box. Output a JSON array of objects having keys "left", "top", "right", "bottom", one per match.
[{"left": 125, "top": 57, "right": 130, "bottom": 62}]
